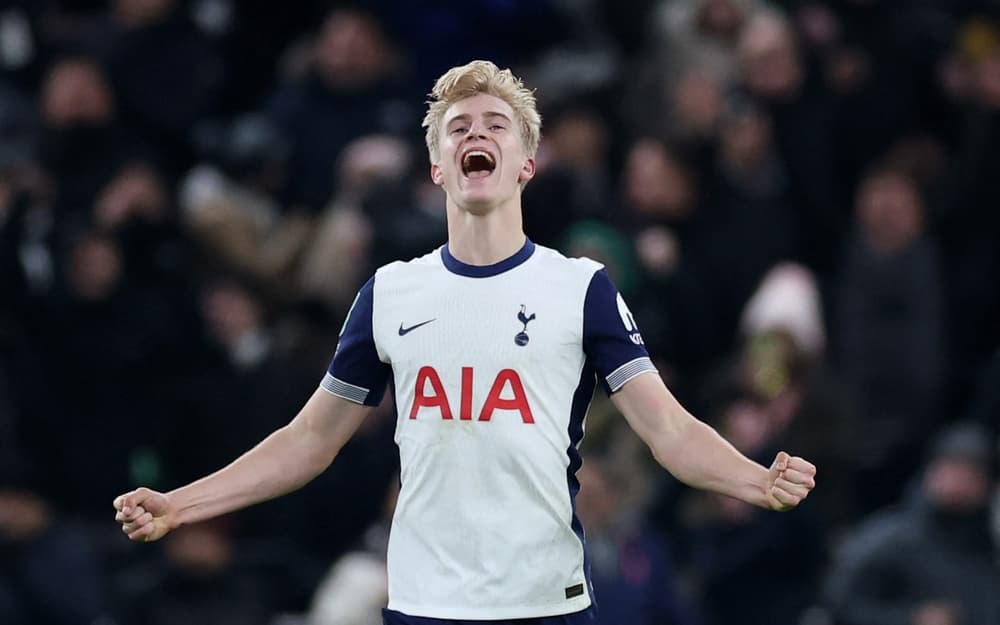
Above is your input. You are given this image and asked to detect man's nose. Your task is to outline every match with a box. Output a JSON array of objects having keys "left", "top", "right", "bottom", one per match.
[{"left": 465, "top": 124, "right": 487, "bottom": 139}]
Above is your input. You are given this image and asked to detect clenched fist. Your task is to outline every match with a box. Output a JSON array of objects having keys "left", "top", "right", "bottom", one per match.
[
  {"left": 113, "top": 487, "right": 176, "bottom": 542},
  {"left": 766, "top": 451, "right": 817, "bottom": 511}
]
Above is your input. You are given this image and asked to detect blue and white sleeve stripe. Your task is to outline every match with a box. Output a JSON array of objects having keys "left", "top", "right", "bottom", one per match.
[
  {"left": 320, "top": 372, "right": 370, "bottom": 404},
  {"left": 606, "top": 357, "right": 657, "bottom": 392}
]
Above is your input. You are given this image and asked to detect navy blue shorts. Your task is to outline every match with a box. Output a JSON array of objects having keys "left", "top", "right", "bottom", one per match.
[{"left": 382, "top": 605, "right": 598, "bottom": 625}]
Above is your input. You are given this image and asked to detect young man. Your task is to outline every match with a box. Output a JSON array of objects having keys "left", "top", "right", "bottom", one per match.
[{"left": 114, "top": 60, "right": 817, "bottom": 624}]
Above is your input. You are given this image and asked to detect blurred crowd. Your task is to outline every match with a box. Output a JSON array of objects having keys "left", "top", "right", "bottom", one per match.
[{"left": 1, "top": 1, "right": 998, "bottom": 624}]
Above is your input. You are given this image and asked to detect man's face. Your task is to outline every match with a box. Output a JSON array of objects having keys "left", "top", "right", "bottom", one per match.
[
  {"left": 857, "top": 173, "right": 922, "bottom": 254},
  {"left": 42, "top": 61, "right": 115, "bottom": 125},
  {"left": 925, "top": 458, "right": 990, "bottom": 511},
  {"left": 431, "top": 94, "right": 535, "bottom": 215}
]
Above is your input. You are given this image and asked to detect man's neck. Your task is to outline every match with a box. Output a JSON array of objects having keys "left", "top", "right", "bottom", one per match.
[{"left": 445, "top": 198, "right": 526, "bottom": 265}]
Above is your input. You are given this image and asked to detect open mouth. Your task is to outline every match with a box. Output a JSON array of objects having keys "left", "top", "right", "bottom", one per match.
[{"left": 461, "top": 150, "right": 497, "bottom": 179}]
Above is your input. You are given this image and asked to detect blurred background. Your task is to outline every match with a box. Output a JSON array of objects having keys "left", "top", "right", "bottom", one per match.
[{"left": 1, "top": 1, "right": 998, "bottom": 624}]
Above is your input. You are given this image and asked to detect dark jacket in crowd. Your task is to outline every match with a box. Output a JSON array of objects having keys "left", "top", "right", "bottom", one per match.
[{"left": 825, "top": 492, "right": 1000, "bottom": 625}]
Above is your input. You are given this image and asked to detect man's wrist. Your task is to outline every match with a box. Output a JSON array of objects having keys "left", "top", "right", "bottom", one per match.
[
  {"left": 751, "top": 464, "right": 774, "bottom": 510},
  {"left": 164, "top": 490, "right": 186, "bottom": 529}
]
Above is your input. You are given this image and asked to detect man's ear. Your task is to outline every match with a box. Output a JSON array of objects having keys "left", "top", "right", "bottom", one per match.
[
  {"left": 430, "top": 163, "right": 444, "bottom": 186},
  {"left": 518, "top": 157, "right": 536, "bottom": 184}
]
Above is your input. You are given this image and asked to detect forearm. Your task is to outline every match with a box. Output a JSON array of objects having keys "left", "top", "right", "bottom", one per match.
[
  {"left": 166, "top": 420, "right": 334, "bottom": 528},
  {"left": 614, "top": 375, "right": 772, "bottom": 508},
  {"left": 651, "top": 415, "right": 771, "bottom": 509}
]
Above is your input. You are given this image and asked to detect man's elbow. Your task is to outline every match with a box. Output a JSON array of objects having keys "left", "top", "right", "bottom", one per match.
[
  {"left": 645, "top": 423, "right": 687, "bottom": 473},
  {"left": 645, "top": 417, "right": 707, "bottom": 479}
]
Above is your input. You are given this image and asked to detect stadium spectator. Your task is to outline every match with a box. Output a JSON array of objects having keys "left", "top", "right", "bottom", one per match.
[
  {"left": 737, "top": 9, "right": 840, "bottom": 273},
  {"left": 94, "top": 160, "right": 197, "bottom": 299},
  {"left": 179, "top": 114, "right": 312, "bottom": 299},
  {"left": 617, "top": 137, "right": 724, "bottom": 384},
  {"left": 0, "top": 158, "right": 54, "bottom": 331},
  {"left": 36, "top": 228, "right": 189, "bottom": 518},
  {"left": 522, "top": 106, "right": 616, "bottom": 248},
  {"left": 618, "top": 138, "right": 709, "bottom": 299},
  {"left": 938, "top": 19, "right": 1000, "bottom": 384},
  {"left": 296, "top": 133, "right": 437, "bottom": 317},
  {"left": 825, "top": 421, "right": 1000, "bottom": 625},
  {"left": 696, "top": 97, "right": 798, "bottom": 342},
  {"left": 98, "top": 0, "right": 223, "bottom": 171},
  {"left": 37, "top": 56, "right": 148, "bottom": 220},
  {"left": 627, "top": 0, "right": 764, "bottom": 144},
  {"left": 264, "top": 6, "right": 416, "bottom": 210},
  {"left": 738, "top": 263, "right": 858, "bottom": 530},
  {"left": 115, "top": 519, "right": 273, "bottom": 625},
  {"left": 655, "top": 0, "right": 764, "bottom": 86},
  {"left": 833, "top": 167, "right": 947, "bottom": 515}
]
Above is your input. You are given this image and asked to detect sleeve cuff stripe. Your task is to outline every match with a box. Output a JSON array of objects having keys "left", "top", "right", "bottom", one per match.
[
  {"left": 606, "top": 357, "right": 657, "bottom": 392},
  {"left": 320, "top": 372, "right": 369, "bottom": 404}
]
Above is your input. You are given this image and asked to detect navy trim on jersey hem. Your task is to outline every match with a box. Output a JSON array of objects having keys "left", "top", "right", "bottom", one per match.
[
  {"left": 381, "top": 604, "right": 598, "bottom": 624},
  {"left": 382, "top": 604, "right": 597, "bottom": 624},
  {"left": 440, "top": 238, "right": 535, "bottom": 278}
]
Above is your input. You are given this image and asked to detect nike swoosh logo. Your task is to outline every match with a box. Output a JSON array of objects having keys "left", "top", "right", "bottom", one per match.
[{"left": 398, "top": 319, "right": 436, "bottom": 336}]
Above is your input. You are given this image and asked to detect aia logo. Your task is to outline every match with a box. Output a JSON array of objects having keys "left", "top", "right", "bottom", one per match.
[{"left": 409, "top": 366, "right": 534, "bottom": 424}]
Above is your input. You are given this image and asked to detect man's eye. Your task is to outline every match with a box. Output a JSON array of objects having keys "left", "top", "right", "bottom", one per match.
[
  {"left": 490, "top": 125, "right": 506, "bottom": 132},
  {"left": 451, "top": 127, "right": 467, "bottom": 134}
]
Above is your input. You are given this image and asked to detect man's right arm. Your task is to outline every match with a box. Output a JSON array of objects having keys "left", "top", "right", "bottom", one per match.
[{"left": 114, "top": 388, "right": 372, "bottom": 541}]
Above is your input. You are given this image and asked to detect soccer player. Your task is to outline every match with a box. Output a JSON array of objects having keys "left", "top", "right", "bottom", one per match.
[{"left": 114, "top": 60, "right": 817, "bottom": 624}]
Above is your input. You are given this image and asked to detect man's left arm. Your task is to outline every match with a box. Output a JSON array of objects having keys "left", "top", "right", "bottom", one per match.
[{"left": 611, "top": 372, "right": 816, "bottom": 511}]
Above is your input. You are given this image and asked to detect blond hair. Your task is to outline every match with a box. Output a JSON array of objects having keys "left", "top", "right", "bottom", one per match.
[{"left": 422, "top": 60, "right": 542, "bottom": 163}]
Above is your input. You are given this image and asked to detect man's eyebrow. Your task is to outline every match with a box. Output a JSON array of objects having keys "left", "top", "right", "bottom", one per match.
[{"left": 446, "top": 111, "right": 512, "bottom": 125}]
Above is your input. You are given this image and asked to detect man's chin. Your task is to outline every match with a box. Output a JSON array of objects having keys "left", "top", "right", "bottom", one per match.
[
  {"left": 457, "top": 189, "right": 501, "bottom": 215},
  {"left": 460, "top": 198, "right": 496, "bottom": 216}
]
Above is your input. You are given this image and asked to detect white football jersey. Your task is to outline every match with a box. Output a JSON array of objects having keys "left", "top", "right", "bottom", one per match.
[{"left": 321, "top": 240, "right": 656, "bottom": 619}]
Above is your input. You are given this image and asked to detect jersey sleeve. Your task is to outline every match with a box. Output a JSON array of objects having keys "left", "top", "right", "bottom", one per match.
[
  {"left": 583, "top": 269, "right": 658, "bottom": 394},
  {"left": 321, "top": 276, "right": 390, "bottom": 406}
]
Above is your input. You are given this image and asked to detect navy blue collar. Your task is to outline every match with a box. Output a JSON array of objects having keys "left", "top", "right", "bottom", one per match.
[{"left": 441, "top": 238, "right": 535, "bottom": 278}]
